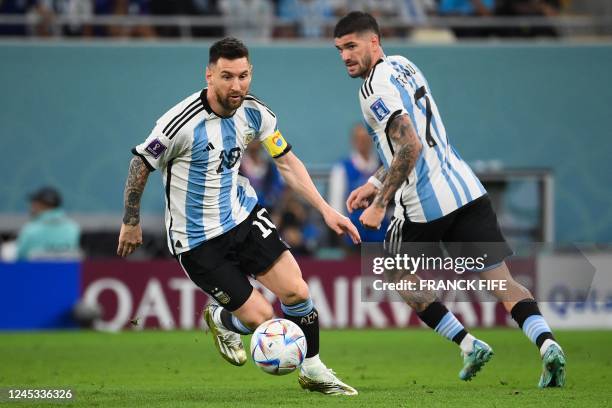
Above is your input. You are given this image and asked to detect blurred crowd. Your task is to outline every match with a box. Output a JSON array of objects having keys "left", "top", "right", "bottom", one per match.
[{"left": 1, "top": 0, "right": 603, "bottom": 40}]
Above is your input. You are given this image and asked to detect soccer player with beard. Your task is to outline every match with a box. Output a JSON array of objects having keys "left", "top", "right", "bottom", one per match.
[
  {"left": 333, "top": 12, "right": 566, "bottom": 387},
  {"left": 117, "top": 37, "right": 359, "bottom": 395}
]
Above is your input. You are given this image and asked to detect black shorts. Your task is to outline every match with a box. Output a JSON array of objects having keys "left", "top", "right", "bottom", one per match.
[
  {"left": 385, "top": 195, "right": 513, "bottom": 270},
  {"left": 177, "top": 205, "right": 289, "bottom": 311}
]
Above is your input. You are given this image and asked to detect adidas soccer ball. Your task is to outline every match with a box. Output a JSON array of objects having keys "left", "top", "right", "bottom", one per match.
[{"left": 250, "top": 318, "right": 307, "bottom": 375}]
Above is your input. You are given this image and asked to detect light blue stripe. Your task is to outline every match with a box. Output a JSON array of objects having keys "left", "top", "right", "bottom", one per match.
[
  {"left": 391, "top": 65, "right": 466, "bottom": 207},
  {"left": 435, "top": 312, "right": 465, "bottom": 340},
  {"left": 447, "top": 323, "right": 464, "bottom": 339},
  {"left": 523, "top": 315, "right": 551, "bottom": 343},
  {"left": 281, "top": 298, "right": 314, "bottom": 317},
  {"left": 446, "top": 145, "right": 473, "bottom": 202},
  {"left": 244, "top": 107, "right": 262, "bottom": 133},
  {"left": 219, "top": 118, "right": 237, "bottom": 233},
  {"left": 231, "top": 315, "right": 253, "bottom": 334},
  {"left": 364, "top": 120, "right": 390, "bottom": 169},
  {"left": 415, "top": 153, "right": 443, "bottom": 221},
  {"left": 440, "top": 320, "right": 460, "bottom": 337},
  {"left": 237, "top": 185, "right": 258, "bottom": 213},
  {"left": 452, "top": 145, "right": 486, "bottom": 196},
  {"left": 434, "top": 313, "right": 454, "bottom": 333},
  {"left": 396, "top": 71, "right": 463, "bottom": 208},
  {"left": 390, "top": 75, "right": 452, "bottom": 216},
  {"left": 186, "top": 120, "right": 209, "bottom": 248}
]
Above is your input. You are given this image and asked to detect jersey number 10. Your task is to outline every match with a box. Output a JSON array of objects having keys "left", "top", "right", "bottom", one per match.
[{"left": 252, "top": 208, "right": 276, "bottom": 239}]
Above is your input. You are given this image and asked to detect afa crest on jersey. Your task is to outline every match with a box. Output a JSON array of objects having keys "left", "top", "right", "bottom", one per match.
[
  {"left": 244, "top": 126, "right": 257, "bottom": 144},
  {"left": 370, "top": 98, "right": 390, "bottom": 122}
]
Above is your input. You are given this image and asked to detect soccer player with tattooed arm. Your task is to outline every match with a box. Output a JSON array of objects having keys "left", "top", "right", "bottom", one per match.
[
  {"left": 117, "top": 37, "right": 359, "bottom": 395},
  {"left": 333, "top": 11, "right": 566, "bottom": 387}
]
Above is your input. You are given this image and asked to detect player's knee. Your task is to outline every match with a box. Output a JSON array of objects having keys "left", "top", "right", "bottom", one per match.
[
  {"left": 280, "top": 280, "right": 310, "bottom": 305},
  {"left": 407, "top": 301, "right": 430, "bottom": 313},
  {"left": 241, "top": 307, "right": 272, "bottom": 329},
  {"left": 259, "top": 301, "right": 274, "bottom": 322}
]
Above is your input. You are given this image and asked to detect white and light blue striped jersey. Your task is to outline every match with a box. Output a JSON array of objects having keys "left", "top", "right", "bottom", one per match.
[
  {"left": 359, "top": 55, "right": 486, "bottom": 223},
  {"left": 133, "top": 89, "right": 290, "bottom": 255}
]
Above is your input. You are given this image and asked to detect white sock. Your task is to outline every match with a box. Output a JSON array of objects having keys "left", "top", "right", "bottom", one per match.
[
  {"left": 212, "top": 306, "right": 224, "bottom": 328},
  {"left": 302, "top": 354, "right": 322, "bottom": 370},
  {"left": 539, "top": 339, "right": 559, "bottom": 357},
  {"left": 460, "top": 333, "right": 476, "bottom": 355}
]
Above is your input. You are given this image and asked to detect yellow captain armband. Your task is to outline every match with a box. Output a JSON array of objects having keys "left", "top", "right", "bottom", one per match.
[{"left": 262, "top": 130, "right": 291, "bottom": 158}]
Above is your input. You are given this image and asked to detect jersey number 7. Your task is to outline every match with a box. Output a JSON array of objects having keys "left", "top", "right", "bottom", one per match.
[{"left": 413, "top": 86, "right": 437, "bottom": 148}]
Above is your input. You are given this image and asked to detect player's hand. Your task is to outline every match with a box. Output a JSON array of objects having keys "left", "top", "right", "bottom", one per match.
[
  {"left": 346, "top": 182, "right": 378, "bottom": 213},
  {"left": 117, "top": 223, "right": 143, "bottom": 257},
  {"left": 359, "top": 203, "right": 386, "bottom": 230},
  {"left": 323, "top": 207, "right": 361, "bottom": 244}
]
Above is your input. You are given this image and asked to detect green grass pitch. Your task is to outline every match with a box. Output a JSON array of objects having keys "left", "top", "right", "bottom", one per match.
[{"left": 1, "top": 329, "right": 610, "bottom": 407}]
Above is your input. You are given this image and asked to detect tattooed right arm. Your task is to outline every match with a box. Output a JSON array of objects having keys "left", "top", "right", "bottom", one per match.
[
  {"left": 117, "top": 156, "right": 150, "bottom": 257},
  {"left": 372, "top": 165, "right": 388, "bottom": 186},
  {"left": 122, "top": 156, "right": 151, "bottom": 226}
]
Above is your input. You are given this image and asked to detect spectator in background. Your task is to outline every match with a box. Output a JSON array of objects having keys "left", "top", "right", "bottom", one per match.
[
  {"left": 328, "top": 123, "right": 387, "bottom": 247},
  {"left": 220, "top": 0, "right": 274, "bottom": 41},
  {"left": 240, "top": 143, "right": 285, "bottom": 212},
  {"left": 275, "top": 192, "right": 319, "bottom": 255},
  {"left": 278, "top": 0, "right": 333, "bottom": 38},
  {"left": 438, "top": 0, "right": 496, "bottom": 37},
  {"left": 188, "top": 0, "right": 224, "bottom": 37},
  {"left": 333, "top": 0, "right": 433, "bottom": 37},
  {"left": 107, "top": 0, "right": 156, "bottom": 38},
  {"left": 30, "top": 0, "right": 95, "bottom": 37},
  {"left": 496, "top": 0, "right": 561, "bottom": 37},
  {"left": 0, "top": 0, "right": 35, "bottom": 36},
  {"left": 16, "top": 187, "right": 81, "bottom": 260}
]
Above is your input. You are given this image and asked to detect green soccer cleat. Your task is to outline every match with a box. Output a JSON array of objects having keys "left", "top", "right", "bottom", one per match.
[
  {"left": 459, "top": 339, "right": 494, "bottom": 381},
  {"left": 538, "top": 344, "right": 566, "bottom": 388},
  {"left": 298, "top": 365, "right": 358, "bottom": 396},
  {"left": 203, "top": 304, "right": 247, "bottom": 366}
]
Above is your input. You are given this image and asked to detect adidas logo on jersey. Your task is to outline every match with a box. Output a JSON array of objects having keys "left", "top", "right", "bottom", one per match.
[{"left": 205, "top": 142, "right": 215, "bottom": 151}]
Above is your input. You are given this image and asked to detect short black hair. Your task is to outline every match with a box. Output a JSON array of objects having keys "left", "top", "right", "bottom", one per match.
[
  {"left": 29, "top": 186, "right": 62, "bottom": 208},
  {"left": 334, "top": 11, "right": 380, "bottom": 39},
  {"left": 209, "top": 37, "right": 249, "bottom": 65}
]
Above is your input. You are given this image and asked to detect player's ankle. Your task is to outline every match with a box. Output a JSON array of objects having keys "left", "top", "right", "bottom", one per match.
[
  {"left": 302, "top": 354, "right": 322, "bottom": 370},
  {"left": 460, "top": 333, "right": 476, "bottom": 355},
  {"left": 539, "top": 339, "right": 560, "bottom": 357}
]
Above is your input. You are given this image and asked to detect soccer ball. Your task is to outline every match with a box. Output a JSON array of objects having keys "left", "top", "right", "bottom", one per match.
[{"left": 250, "top": 318, "right": 307, "bottom": 375}]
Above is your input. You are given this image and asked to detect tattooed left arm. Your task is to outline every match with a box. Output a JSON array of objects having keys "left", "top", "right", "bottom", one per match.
[{"left": 359, "top": 114, "right": 422, "bottom": 229}]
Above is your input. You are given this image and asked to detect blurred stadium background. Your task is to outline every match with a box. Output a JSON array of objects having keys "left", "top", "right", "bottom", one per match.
[{"left": 0, "top": 1, "right": 611, "bottom": 405}]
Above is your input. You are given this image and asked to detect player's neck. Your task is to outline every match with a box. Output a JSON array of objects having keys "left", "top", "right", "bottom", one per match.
[
  {"left": 362, "top": 49, "right": 384, "bottom": 79},
  {"left": 206, "top": 91, "right": 237, "bottom": 118}
]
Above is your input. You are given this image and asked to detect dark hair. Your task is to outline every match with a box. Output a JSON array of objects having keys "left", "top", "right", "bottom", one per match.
[
  {"left": 209, "top": 37, "right": 249, "bottom": 65},
  {"left": 334, "top": 11, "right": 380, "bottom": 39},
  {"left": 29, "top": 186, "right": 62, "bottom": 208}
]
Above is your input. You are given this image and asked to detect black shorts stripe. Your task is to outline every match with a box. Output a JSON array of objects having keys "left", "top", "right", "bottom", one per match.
[
  {"left": 168, "top": 105, "right": 205, "bottom": 139},
  {"left": 163, "top": 97, "right": 201, "bottom": 135}
]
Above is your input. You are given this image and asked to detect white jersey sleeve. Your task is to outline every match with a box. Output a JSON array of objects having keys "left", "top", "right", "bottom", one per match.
[
  {"left": 252, "top": 99, "right": 292, "bottom": 159},
  {"left": 359, "top": 62, "right": 409, "bottom": 168},
  {"left": 132, "top": 121, "right": 187, "bottom": 171}
]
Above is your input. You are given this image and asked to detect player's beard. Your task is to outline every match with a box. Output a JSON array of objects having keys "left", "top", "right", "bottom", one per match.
[
  {"left": 347, "top": 54, "right": 372, "bottom": 78},
  {"left": 217, "top": 91, "right": 245, "bottom": 112}
]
